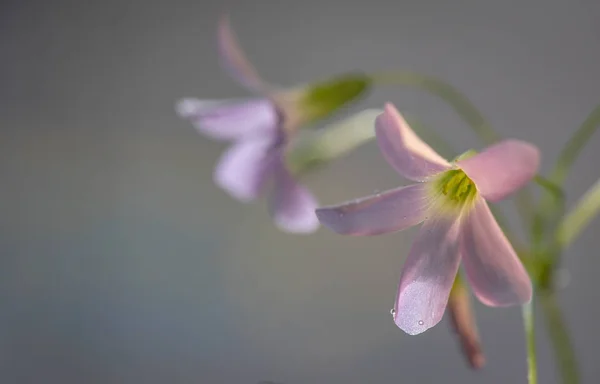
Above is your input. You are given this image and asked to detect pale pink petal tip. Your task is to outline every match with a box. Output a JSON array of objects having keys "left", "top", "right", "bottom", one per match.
[
  {"left": 394, "top": 216, "right": 462, "bottom": 335},
  {"left": 375, "top": 103, "right": 451, "bottom": 182},
  {"left": 458, "top": 139, "right": 540, "bottom": 202},
  {"left": 271, "top": 166, "right": 320, "bottom": 234},
  {"left": 176, "top": 98, "right": 207, "bottom": 118},
  {"left": 315, "top": 184, "right": 430, "bottom": 236},
  {"left": 394, "top": 281, "right": 448, "bottom": 335},
  {"left": 217, "top": 14, "right": 265, "bottom": 91},
  {"left": 176, "top": 98, "right": 277, "bottom": 141},
  {"left": 461, "top": 198, "right": 533, "bottom": 306}
]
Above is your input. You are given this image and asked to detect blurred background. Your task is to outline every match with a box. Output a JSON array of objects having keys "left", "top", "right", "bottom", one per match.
[{"left": 1, "top": 0, "right": 600, "bottom": 383}]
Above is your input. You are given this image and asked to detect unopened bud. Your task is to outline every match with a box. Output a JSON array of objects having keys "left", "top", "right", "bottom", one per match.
[
  {"left": 300, "top": 73, "right": 371, "bottom": 122},
  {"left": 448, "top": 277, "right": 486, "bottom": 370}
]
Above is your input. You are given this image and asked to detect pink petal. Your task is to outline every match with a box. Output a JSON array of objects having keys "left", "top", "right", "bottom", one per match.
[
  {"left": 460, "top": 198, "right": 532, "bottom": 306},
  {"left": 457, "top": 140, "right": 540, "bottom": 202},
  {"left": 214, "top": 138, "right": 277, "bottom": 202},
  {"left": 270, "top": 163, "right": 319, "bottom": 234},
  {"left": 376, "top": 103, "right": 451, "bottom": 182},
  {"left": 176, "top": 98, "right": 278, "bottom": 141},
  {"left": 218, "top": 14, "right": 267, "bottom": 92},
  {"left": 316, "top": 184, "right": 431, "bottom": 236},
  {"left": 393, "top": 215, "right": 462, "bottom": 335}
]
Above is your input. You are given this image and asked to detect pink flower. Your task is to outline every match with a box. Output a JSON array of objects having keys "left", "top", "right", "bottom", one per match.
[
  {"left": 316, "top": 103, "right": 539, "bottom": 335},
  {"left": 177, "top": 15, "right": 369, "bottom": 234},
  {"left": 176, "top": 15, "right": 317, "bottom": 233}
]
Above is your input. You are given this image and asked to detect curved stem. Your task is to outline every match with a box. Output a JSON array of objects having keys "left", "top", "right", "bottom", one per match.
[
  {"left": 539, "top": 291, "right": 580, "bottom": 384},
  {"left": 522, "top": 301, "right": 538, "bottom": 384},
  {"left": 556, "top": 175, "right": 600, "bottom": 250},
  {"left": 536, "top": 104, "right": 600, "bottom": 244},
  {"left": 551, "top": 104, "right": 600, "bottom": 185},
  {"left": 370, "top": 71, "right": 499, "bottom": 144},
  {"left": 531, "top": 175, "right": 566, "bottom": 248}
]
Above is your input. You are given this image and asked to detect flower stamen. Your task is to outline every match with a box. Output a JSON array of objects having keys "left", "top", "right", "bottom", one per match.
[{"left": 434, "top": 169, "right": 478, "bottom": 211}]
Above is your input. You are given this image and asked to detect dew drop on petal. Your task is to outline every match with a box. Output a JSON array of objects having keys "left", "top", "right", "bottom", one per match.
[
  {"left": 418, "top": 320, "right": 424, "bottom": 325},
  {"left": 390, "top": 308, "right": 395, "bottom": 317}
]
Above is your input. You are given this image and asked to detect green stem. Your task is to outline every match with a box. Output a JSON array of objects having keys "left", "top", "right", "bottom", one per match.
[
  {"left": 522, "top": 301, "right": 538, "bottom": 384},
  {"left": 369, "top": 70, "right": 535, "bottom": 227},
  {"left": 370, "top": 71, "right": 499, "bottom": 144},
  {"left": 531, "top": 175, "right": 566, "bottom": 248},
  {"left": 556, "top": 177, "right": 600, "bottom": 250},
  {"left": 536, "top": 104, "right": 600, "bottom": 243},
  {"left": 550, "top": 104, "right": 600, "bottom": 185},
  {"left": 539, "top": 291, "right": 580, "bottom": 384},
  {"left": 515, "top": 191, "right": 535, "bottom": 237}
]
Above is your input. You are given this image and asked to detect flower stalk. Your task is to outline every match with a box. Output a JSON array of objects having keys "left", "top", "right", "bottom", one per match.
[
  {"left": 523, "top": 300, "right": 538, "bottom": 384},
  {"left": 539, "top": 291, "right": 580, "bottom": 384}
]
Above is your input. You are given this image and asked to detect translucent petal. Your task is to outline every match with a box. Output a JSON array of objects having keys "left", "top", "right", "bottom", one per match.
[
  {"left": 316, "top": 183, "right": 431, "bottom": 236},
  {"left": 214, "top": 138, "right": 277, "bottom": 202},
  {"left": 376, "top": 103, "right": 451, "bottom": 182},
  {"left": 176, "top": 98, "right": 278, "bottom": 141},
  {"left": 393, "top": 215, "right": 462, "bottom": 335},
  {"left": 218, "top": 14, "right": 267, "bottom": 92},
  {"left": 457, "top": 140, "right": 540, "bottom": 202},
  {"left": 270, "top": 163, "right": 319, "bottom": 234},
  {"left": 461, "top": 198, "right": 532, "bottom": 306}
]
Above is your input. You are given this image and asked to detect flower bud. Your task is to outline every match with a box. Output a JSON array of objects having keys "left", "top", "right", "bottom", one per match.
[
  {"left": 299, "top": 73, "right": 372, "bottom": 122},
  {"left": 448, "top": 277, "right": 486, "bottom": 370}
]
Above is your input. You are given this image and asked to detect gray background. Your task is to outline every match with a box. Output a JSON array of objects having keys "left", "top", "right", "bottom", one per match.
[{"left": 1, "top": 0, "right": 599, "bottom": 383}]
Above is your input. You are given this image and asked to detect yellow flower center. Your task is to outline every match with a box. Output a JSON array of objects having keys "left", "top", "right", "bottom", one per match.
[{"left": 432, "top": 169, "right": 478, "bottom": 212}]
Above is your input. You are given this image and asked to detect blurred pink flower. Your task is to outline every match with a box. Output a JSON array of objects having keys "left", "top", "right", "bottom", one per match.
[
  {"left": 176, "top": 15, "right": 319, "bottom": 233},
  {"left": 317, "top": 103, "right": 538, "bottom": 335},
  {"left": 177, "top": 15, "right": 369, "bottom": 234}
]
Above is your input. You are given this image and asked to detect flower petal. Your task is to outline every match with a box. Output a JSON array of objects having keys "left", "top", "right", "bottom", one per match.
[
  {"left": 316, "top": 183, "right": 431, "bottom": 236},
  {"left": 214, "top": 138, "right": 277, "bottom": 202},
  {"left": 376, "top": 103, "right": 451, "bottom": 182},
  {"left": 176, "top": 98, "right": 278, "bottom": 141},
  {"left": 218, "top": 14, "right": 267, "bottom": 92},
  {"left": 270, "top": 163, "right": 319, "bottom": 234},
  {"left": 457, "top": 140, "right": 540, "bottom": 202},
  {"left": 393, "top": 215, "right": 462, "bottom": 335},
  {"left": 461, "top": 198, "right": 532, "bottom": 306}
]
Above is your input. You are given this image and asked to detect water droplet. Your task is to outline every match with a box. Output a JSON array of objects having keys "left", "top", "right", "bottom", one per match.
[
  {"left": 390, "top": 308, "right": 395, "bottom": 316},
  {"left": 418, "top": 320, "right": 424, "bottom": 325}
]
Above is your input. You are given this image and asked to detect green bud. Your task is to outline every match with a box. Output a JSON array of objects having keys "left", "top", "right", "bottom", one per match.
[
  {"left": 300, "top": 73, "right": 371, "bottom": 122},
  {"left": 286, "top": 109, "right": 381, "bottom": 175}
]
